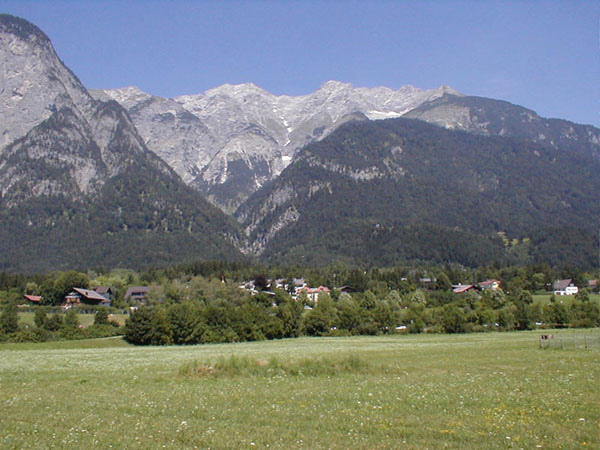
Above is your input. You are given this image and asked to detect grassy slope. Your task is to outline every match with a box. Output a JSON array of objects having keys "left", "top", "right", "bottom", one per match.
[
  {"left": 532, "top": 293, "right": 600, "bottom": 307},
  {"left": 1, "top": 332, "right": 598, "bottom": 449}
]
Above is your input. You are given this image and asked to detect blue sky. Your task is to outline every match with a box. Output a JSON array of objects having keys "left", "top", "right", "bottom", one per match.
[{"left": 1, "top": 0, "right": 599, "bottom": 125}]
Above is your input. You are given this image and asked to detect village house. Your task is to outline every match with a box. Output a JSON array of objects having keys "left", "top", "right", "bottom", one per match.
[
  {"left": 552, "top": 279, "right": 579, "bottom": 296},
  {"left": 64, "top": 287, "right": 111, "bottom": 307},
  {"left": 296, "top": 285, "right": 331, "bottom": 303},
  {"left": 125, "top": 286, "right": 150, "bottom": 304},
  {"left": 452, "top": 284, "right": 476, "bottom": 294},
  {"left": 240, "top": 277, "right": 308, "bottom": 298},
  {"left": 337, "top": 285, "right": 357, "bottom": 294},
  {"left": 93, "top": 286, "right": 112, "bottom": 301},
  {"left": 478, "top": 279, "right": 501, "bottom": 291}
]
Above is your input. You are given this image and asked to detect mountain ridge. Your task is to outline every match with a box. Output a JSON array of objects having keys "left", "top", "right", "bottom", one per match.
[
  {"left": 98, "top": 81, "right": 600, "bottom": 216},
  {"left": 236, "top": 117, "right": 600, "bottom": 268},
  {"left": 404, "top": 93, "right": 600, "bottom": 160},
  {"left": 0, "top": 14, "right": 245, "bottom": 272},
  {"left": 2, "top": 13, "right": 600, "bottom": 272},
  {"left": 98, "top": 81, "right": 460, "bottom": 212}
]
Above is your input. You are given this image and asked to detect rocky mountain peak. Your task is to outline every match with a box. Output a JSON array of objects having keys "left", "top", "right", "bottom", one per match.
[
  {"left": 0, "top": 14, "right": 51, "bottom": 46},
  {"left": 0, "top": 14, "right": 95, "bottom": 153},
  {"left": 435, "top": 84, "right": 463, "bottom": 96},
  {"left": 98, "top": 86, "right": 153, "bottom": 109},
  {"left": 318, "top": 80, "right": 354, "bottom": 92},
  {"left": 0, "top": 15, "right": 245, "bottom": 271},
  {"left": 205, "top": 82, "right": 273, "bottom": 99},
  {"left": 106, "top": 80, "right": 464, "bottom": 212}
]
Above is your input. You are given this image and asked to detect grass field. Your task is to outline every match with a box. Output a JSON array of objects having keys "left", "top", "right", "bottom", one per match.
[
  {"left": 1, "top": 331, "right": 599, "bottom": 449},
  {"left": 531, "top": 293, "right": 600, "bottom": 306}
]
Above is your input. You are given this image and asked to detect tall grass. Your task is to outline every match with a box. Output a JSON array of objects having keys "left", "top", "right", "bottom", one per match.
[
  {"left": 1, "top": 331, "right": 599, "bottom": 449},
  {"left": 178, "top": 353, "right": 372, "bottom": 378}
]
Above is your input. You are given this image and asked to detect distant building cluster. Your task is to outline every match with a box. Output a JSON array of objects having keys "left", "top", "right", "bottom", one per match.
[{"left": 239, "top": 278, "right": 332, "bottom": 303}]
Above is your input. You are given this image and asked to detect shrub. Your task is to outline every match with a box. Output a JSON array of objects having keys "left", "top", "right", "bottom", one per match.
[
  {"left": 0, "top": 303, "right": 19, "bottom": 334},
  {"left": 94, "top": 308, "right": 110, "bottom": 326},
  {"left": 81, "top": 324, "right": 122, "bottom": 339},
  {"left": 43, "top": 314, "right": 63, "bottom": 332}
]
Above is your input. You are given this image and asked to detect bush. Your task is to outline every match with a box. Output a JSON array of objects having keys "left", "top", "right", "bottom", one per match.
[
  {"left": 34, "top": 308, "right": 48, "bottom": 328},
  {"left": 0, "top": 303, "right": 19, "bottom": 334},
  {"left": 81, "top": 324, "right": 123, "bottom": 339},
  {"left": 124, "top": 307, "right": 155, "bottom": 345},
  {"left": 94, "top": 308, "right": 110, "bottom": 326},
  {"left": 11, "top": 327, "right": 52, "bottom": 343},
  {"left": 43, "top": 314, "right": 64, "bottom": 332}
]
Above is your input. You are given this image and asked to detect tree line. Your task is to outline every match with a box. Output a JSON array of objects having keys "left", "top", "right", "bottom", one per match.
[
  {"left": 1, "top": 261, "right": 598, "bottom": 345},
  {"left": 122, "top": 283, "right": 599, "bottom": 346}
]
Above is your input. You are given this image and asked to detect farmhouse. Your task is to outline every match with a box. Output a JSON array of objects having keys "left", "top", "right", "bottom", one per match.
[
  {"left": 553, "top": 279, "right": 578, "bottom": 296},
  {"left": 64, "top": 287, "right": 112, "bottom": 307}
]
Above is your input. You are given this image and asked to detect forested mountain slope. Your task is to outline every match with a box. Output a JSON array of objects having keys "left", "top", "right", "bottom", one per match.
[{"left": 237, "top": 118, "right": 600, "bottom": 268}]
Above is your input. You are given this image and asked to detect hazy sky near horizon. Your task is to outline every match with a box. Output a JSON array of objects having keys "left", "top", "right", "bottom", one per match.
[{"left": 1, "top": 0, "right": 599, "bottom": 125}]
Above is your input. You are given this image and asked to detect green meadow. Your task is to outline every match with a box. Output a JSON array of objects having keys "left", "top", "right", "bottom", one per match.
[{"left": 1, "top": 331, "right": 598, "bottom": 449}]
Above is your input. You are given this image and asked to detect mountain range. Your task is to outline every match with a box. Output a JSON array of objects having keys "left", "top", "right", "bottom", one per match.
[
  {"left": 93, "top": 81, "right": 460, "bottom": 213},
  {"left": 1, "top": 14, "right": 599, "bottom": 272}
]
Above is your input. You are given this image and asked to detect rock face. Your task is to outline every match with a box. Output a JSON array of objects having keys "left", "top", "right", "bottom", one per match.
[
  {"left": 99, "top": 81, "right": 461, "bottom": 212},
  {"left": 0, "top": 14, "right": 243, "bottom": 272}
]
